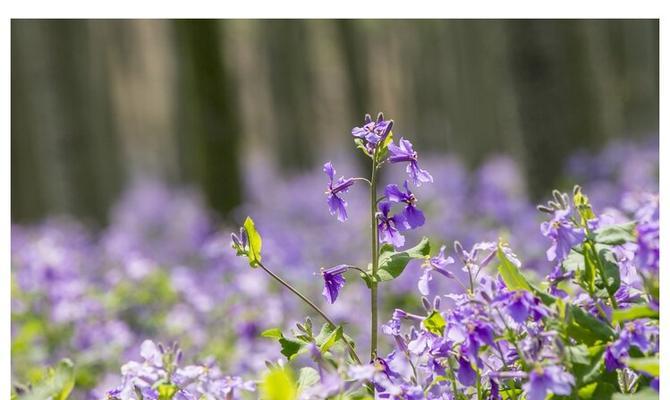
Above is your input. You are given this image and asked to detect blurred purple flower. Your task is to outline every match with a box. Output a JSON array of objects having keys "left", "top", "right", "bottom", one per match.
[
  {"left": 323, "top": 162, "right": 355, "bottom": 222},
  {"left": 540, "top": 208, "right": 584, "bottom": 262},
  {"left": 418, "top": 245, "right": 455, "bottom": 296},
  {"left": 351, "top": 113, "right": 393, "bottom": 152},
  {"left": 321, "top": 265, "right": 348, "bottom": 304},
  {"left": 385, "top": 181, "right": 425, "bottom": 229},
  {"left": 523, "top": 365, "right": 574, "bottom": 400},
  {"left": 387, "top": 138, "right": 433, "bottom": 186},
  {"left": 323, "top": 162, "right": 354, "bottom": 221},
  {"left": 377, "top": 201, "right": 406, "bottom": 248}
]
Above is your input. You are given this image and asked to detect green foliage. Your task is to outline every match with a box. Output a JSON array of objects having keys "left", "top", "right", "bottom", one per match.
[
  {"left": 18, "top": 359, "right": 75, "bottom": 400},
  {"left": 612, "top": 304, "right": 659, "bottom": 323},
  {"left": 157, "top": 383, "right": 179, "bottom": 400},
  {"left": 422, "top": 311, "right": 446, "bottom": 336},
  {"left": 565, "top": 305, "right": 615, "bottom": 345},
  {"left": 496, "top": 244, "right": 531, "bottom": 291},
  {"left": 262, "top": 321, "right": 347, "bottom": 361},
  {"left": 260, "top": 367, "right": 297, "bottom": 400},
  {"left": 296, "top": 367, "right": 320, "bottom": 392},
  {"left": 593, "top": 222, "right": 637, "bottom": 246},
  {"left": 243, "top": 216, "right": 263, "bottom": 267},
  {"left": 612, "top": 388, "right": 659, "bottom": 400},
  {"left": 370, "top": 237, "right": 430, "bottom": 282},
  {"left": 626, "top": 356, "right": 659, "bottom": 377}
]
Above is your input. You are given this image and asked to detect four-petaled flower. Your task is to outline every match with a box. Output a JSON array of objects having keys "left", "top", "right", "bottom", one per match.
[
  {"left": 540, "top": 207, "right": 585, "bottom": 262},
  {"left": 522, "top": 365, "right": 575, "bottom": 400},
  {"left": 323, "top": 162, "right": 355, "bottom": 222},
  {"left": 498, "top": 290, "right": 550, "bottom": 323},
  {"left": 351, "top": 113, "right": 393, "bottom": 152},
  {"left": 377, "top": 201, "right": 407, "bottom": 248},
  {"left": 605, "top": 320, "right": 658, "bottom": 370},
  {"left": 387, "top": 138, "right": 433, "bottom": 186},
  {"left": 418, "top": 245, "right": 455, "bottom": 295},
  {"left": 385, "top": 181, "right": 426, "bottom": 229},
  {"left": 321, "top": 264, "right": 348, "bottom": 304}
]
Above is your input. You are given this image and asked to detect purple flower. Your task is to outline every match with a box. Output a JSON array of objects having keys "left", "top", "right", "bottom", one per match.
[
  {"left": 323, "top": 162, "right": 355, "bottom": 222},
  {"left": 385, "top": 181, "right": 425, "bottom": 229},
  {"left": 351, "top": 113, "right": 393, "bottom": 152},
  {"left": 540, "top": 208, "right": 584, "bottom": 262},
  {"left": 377, "top": 201, "right": 406, "bottom": 248},
  {"left": 636, "top": 220, "right": 659, "bottom": 274},
  {"left": 604, "top": 345, "right": 625, "bottom": 371},
  {"left": 498, "top": 290, "right": 550, "bottom": 323},
  {"left": 522, "top": 365, "right": 575, "bottom": 400},
  {"left": 321, "top": 265, "right": 348, "bottom": 304},
  {"left": 387, "top": 138, "right": 433, "bottom": 186},
  {"left": 418, "top": 245, "right": 455, "bottom": 295},
  {"left": 457, "top": 355, "right": 476, "bottom": 386},
  {"left": 606, "top": 320, "right": 658, "bottom": 369}
]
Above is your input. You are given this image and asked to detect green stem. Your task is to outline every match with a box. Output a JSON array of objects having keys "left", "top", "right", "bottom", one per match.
[
  {"left": 257, "top": 261, "right": 362, "bottom": 364},
  {"left": 370, "top": 150, "right": 379, "bottom": 362}
]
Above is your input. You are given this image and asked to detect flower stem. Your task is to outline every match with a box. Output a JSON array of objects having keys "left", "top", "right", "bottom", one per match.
[
  {"left": 257, "top": 261, "right": 362, "bottom": 364},
  {"left": 370, "top": 151, "right": 380, "bottom": 362}
]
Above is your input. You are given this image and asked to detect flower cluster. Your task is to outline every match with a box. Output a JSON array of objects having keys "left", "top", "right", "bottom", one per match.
[
  {"left": 236, "top": 114, "right": 659, "bottom": 400},
  {"left": 11, "top": 111, "right": 659, "bottom": 400},
  {"left": 106, "top": 340, "right": 254, "bottom": 400}
]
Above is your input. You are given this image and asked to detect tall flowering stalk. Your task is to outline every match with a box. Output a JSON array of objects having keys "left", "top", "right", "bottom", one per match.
[{"left": 226, "top": 114, "right": 658, "bottom": 399}]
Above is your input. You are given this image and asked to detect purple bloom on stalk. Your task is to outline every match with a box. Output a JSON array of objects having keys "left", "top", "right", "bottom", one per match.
[
  {"left": 385, "top": 181, "right": 425, "bottom": 229},
  {"left": 457, "top": 355, "right": 476, "bottom": 386},
  {"left": 540, "top": 208, "right": 584, "bottom": 262},
  {"left": 377, "top": 201, "right": 406, "bottom": 248},
  {"left": 323, "top": 162, "right": 355, "bottom": 222},
  {"left": 636, "top": 219, "right": 659, "bottom": 274},
  {"left": 321, "top": 265, "right": 348, "bottom": 304},
  {"left": 522, "top": 365, "right": 575, "bottom": 400},
  {"left": 351, "top": 113, "right": 393, "bottom": 152},
  {"left": 418, "top": 245, "right": 455, "bottom": 295},
  {"left": 498, "top": 290, "right": 550, "bottom": 323},
  {"left": 606, "top": 320, "right": 658, "bottom": 370},
  {"left": 387, "top": 138, "right": 433, "bottom": 186}
]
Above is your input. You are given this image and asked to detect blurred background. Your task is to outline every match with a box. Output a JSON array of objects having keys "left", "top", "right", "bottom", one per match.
[{"left": 11, "top": 19, "right": 659, "bottom": 225}]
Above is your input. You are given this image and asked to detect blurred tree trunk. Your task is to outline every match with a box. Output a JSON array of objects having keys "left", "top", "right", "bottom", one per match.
[
  {"left": 173, "top": 20, "right": 241, "bottom": 216},
  {"left": 11, "top": 20, "right": 123, "bottom": 225},
  {"left": 11, "top": 20, "right": 659, "bottom": 223}
]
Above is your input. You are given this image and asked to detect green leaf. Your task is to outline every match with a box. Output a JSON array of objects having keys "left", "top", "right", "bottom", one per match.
[
  {"left": 422, "top": 311, "right": 446, "bottom": 336},
  {"left": 593, "top": 222, "right": 637, "bottom": 245},
  {"left": 354, "top": 138, "right": 372, "bottom": 158},
  {"left": 23, "top": 359, "right": 75, "bottom": 400},
  {"left": 571, "top": 345, "right": 609, "bottom": 386},
  {"left": 375, "top": 130, "right": 394, "bottom": 162},
  {"left": 626, "top": 356, "right": 659, "bottom": 377},
  {"left": 583, "top": 247, "right": 596, "bottom": 293},
  {"left": 296, "top": 367, "right": 320, "bottom": 392},
  {"left": 598, "top": 247, "right": 621, "bottom": 296},
  {"left": 243, "top": 216, "right": 262, "bottom": 267},
  {"left": 566, "top": 305, "right": 615, "bottom": 345},
  {"left": 578, "top": 381, "right": 616, "bottom": 399},
  {"left": 612, "top": 304, "right": 659, "bottom": 323},
  {"left": 565, "top": 344, "right": 591, "bottom": 365},
  {"left": 278, "top": 338, "right": 304, "bottom": 360},
  {"left": 157, "top": 383, "right": 179, "bottom": 400},
  {"left": 612, "top": 388, "right": 659, "bottom": 400},
  {"left": 261, "top": 328, "right": 284, "bottom": 339},
  {"left": 260, "top": 367, "right": 297, "bottom": 400},
  {"left": 319, "top": 325, "right": 343, "bottom": 353},
  {"left": 496, "top": 244, "right": 531, "bottom": 291},
  {"left": 374, "top": 237, "right": 430, "bottom": 282},
  {"left": 563, "top": 250, "right": 584, "bottom": 273}
]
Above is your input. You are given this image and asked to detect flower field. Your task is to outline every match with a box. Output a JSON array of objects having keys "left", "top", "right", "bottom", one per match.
[{"left": 11, "top": 115, "right": 659, "bottom": 399}]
